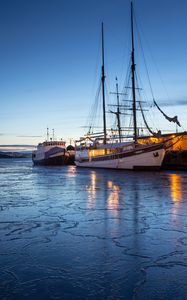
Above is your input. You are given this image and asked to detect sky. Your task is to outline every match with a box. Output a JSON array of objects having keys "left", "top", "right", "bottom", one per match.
[{"left": 0, "top": 0, "right": 187, "bottom": 148}]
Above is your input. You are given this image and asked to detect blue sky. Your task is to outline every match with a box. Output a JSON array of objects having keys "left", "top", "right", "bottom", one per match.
[{"left": 0, "top": 0, "right": 187, "bottom": 146}]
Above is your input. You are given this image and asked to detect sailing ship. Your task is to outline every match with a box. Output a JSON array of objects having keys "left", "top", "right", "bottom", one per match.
[
  {"left": 32, "top": 129, "right": 75, "bottom": 166},
  {"left": 75, "top": 2, "right": 168, "bottom": 171}
]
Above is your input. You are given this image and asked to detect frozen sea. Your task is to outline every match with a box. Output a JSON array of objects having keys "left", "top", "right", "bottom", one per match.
[{"left": 0, "top": 158, "right": 187, "bottom": 300}]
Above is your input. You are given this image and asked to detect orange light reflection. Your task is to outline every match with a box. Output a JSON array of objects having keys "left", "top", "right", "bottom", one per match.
[{"left": 169, "top": 174, "right": 182, "bottom": 204}]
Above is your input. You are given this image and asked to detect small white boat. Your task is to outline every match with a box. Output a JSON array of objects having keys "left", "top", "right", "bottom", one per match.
[{"left": 32, "top": 140, "right": 75, "bottom": 166}]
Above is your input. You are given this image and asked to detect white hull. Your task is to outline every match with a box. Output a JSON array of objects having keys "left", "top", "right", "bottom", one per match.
[{"left": 75, "top": 145, "right": 165, "bottom": 170}]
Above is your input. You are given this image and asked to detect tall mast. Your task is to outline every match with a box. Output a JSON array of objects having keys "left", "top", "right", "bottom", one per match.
[
  {"left": 101, "top": 22, "right": 107, "bottom": 144},
  {"left": 116, "top": 77, "right": 122, "bottom": 142},
  {"left": 131, "top": 1, "right": 137, "bottom": 142}
]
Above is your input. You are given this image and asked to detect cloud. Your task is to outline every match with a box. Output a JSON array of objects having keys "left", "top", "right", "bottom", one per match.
[
  {"left": 158, "top": 99, "right": 187, "bottom": 107},
  {"left": 16, "top": 135, "right": 42, "bottom": 138},
  {"left": 0, "top": 144, "right": 35, "bottom": 147}
]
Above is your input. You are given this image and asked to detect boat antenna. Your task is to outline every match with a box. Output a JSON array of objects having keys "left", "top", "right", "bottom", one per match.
[
  {"left": 47, "top": 127, "right": 49, "bottom": 142},
  {"left": 101, "top": 22, "right": 107, "bottom": 144},
  {"left": 52, "top": 128, "right": 54, "bottom": 141},
  {"left": 131, "top": 1, "right": 137, "bottom": 142}
]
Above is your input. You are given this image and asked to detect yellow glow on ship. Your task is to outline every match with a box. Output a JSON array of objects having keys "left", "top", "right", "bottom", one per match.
[
  {"left": 89, "top": 149, "right": 105, "bottom": 157},
  {"left": 138, "top": 133, "right": 187, "bottom": 150},
  {"left": 88, "top": 148, "right": 116, "bottom": 157}
]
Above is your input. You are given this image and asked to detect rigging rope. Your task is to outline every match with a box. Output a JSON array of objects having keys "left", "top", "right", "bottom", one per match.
[
  {"left": 153, "top": 100, "right": 181, "bottom": 127},
  {"left": 139, "top": 102, "right": 161, "bottom": 137}
]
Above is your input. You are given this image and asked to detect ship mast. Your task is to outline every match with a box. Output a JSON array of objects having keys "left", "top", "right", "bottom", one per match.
[
  {"left": 116, "top": 78, "right": 122, "bottom": 142},
  {"left": 131, "top": 1, "right": 137, "bottom": 142},
  {"left": 109, "top": 77, "right": 125, "bottom": 142},
  {"left": 101, "top": 22, "right": 107, "bottom": 144}
]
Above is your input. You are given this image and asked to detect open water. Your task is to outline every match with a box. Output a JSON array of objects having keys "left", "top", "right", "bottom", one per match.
[{"left": 0, "top": 158, "right": 187, "bottom": 300}]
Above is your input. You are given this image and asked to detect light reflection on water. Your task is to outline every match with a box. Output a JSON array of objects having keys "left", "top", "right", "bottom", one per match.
[
  {"left": 0, "top": 159, "right": 187, "bottom": 300},
  {"left": 107, "top": 181, "right": 120, "bottom": 218},
  {"left": 86, "top": 171, "right": 97, "bottom": 209},
  {"left": 169, "top": 173, "right": 183, "bottom": 203},
  {"left": 168, "top": 173, "right": 183, "bottom": 223},
  {"left": 66, "top": 165, "right": 77, "bottom": 177},
  {"left": 86, "top": 173, "right": 120, "bottom": 214}
]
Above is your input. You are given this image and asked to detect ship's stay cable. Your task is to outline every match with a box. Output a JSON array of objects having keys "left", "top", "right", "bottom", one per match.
[
  {"left": 85, "top": 79, "right": 101, "bottom": 134},
  {"left": 90, "top": 31, "right": 103, "bottom": 106},
  {"left": 135, "top": 71, "right": 160, "bottom": 134},
  {"left": 134, "top": 11, "right": 183, "bottom": 132},
  {"left": 133, "top": 9, "right": 180, "bottom": 122},
  {"left": 84, "top": 28, "right": 107, "bottom": 137},
  {"left": 121, "top": 59, "right": 132, "bottom": 137},
  {"left": 134, "top": 16, "right": 154, "bottom": 100}
]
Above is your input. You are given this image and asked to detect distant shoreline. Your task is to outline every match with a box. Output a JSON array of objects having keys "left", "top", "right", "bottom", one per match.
[{"left": 0, "top": 151, "right": 32, "bottom": 158}]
